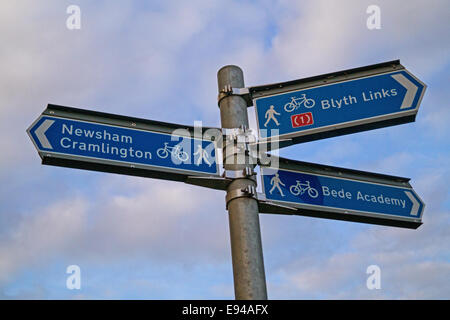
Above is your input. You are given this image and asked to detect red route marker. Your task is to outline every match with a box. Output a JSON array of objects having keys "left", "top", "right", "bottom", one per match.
[{"left": 291, "top": 112, "right": 314, "bottom": 128}]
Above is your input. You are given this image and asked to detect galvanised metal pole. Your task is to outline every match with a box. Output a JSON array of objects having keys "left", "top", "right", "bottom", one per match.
[{"left": 217, "top": 65, "right": 268, "bottom": 300}]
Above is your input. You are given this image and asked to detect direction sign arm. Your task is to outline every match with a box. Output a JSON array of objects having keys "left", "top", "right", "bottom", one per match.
[{"left": 259, "top": 155, "right": 424, "bottom": 229}]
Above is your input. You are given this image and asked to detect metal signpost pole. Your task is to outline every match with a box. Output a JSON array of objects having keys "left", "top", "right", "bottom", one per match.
[{"left": 217, "top": 65, "right": 268, "bottom": 300}]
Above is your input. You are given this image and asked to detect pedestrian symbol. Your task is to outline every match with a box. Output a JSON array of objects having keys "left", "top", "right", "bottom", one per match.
[
  {"left": 194, "top": 144, "right": 212, "bottom": 167},
  {"left": 264, "top": 105, "right": 280, "bottom": 127},
  {"left": 269, "top": 173, "right": 286, "bottom": 197}
]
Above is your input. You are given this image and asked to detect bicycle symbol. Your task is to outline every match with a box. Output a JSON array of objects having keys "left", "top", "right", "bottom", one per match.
[
  {"left": 289, "top": 180, "right": 319, "bottom": 198},
  {"left": 284, "top": 94, "right": 315, "bottom": 112},
  {"left": 157, "top": 142, "right": 189, "bottom": 162}
]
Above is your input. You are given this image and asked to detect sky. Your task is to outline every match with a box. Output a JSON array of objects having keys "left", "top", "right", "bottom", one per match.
[{"left": 0, "top": 0, "right": 449, "bottom": 299}]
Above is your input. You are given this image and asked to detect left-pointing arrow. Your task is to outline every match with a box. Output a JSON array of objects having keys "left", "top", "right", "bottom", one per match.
[{"left": 35, "top": 119, "right": 54, "bottom": 149}]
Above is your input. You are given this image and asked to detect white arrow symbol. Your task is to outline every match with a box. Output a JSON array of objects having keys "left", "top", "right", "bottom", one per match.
[
  {"left": 35, "top": 119, "right": 54, "bottom": 149},
  {"left": 404, "top": 191, "right": 419, "bottom": 216},
  {"left": 391, "top": 73, "right": 418, "bottom": 109}
]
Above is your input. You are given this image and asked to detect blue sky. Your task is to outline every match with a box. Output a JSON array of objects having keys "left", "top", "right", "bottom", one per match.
[{"left": 0, "top": 0, "right": 449, "bottom": 299}]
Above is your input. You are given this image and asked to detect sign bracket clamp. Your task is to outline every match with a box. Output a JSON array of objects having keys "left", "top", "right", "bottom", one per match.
[
  {"left": 218, "top": 85, "right": 252, "bottom": 107},
  {"left": 225, "top": 185, "right": 257, "bottom": 209}
]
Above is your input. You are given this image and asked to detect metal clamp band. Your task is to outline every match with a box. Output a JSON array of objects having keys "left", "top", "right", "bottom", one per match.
[
  {"left": 221, "top": 126, "right": 258, "bottom": 165},
  {"left": 222, "top": 126, "right": 248, "bottom": 138},
  {"left": 218, "top": 85, "right": 252, "bottom": 107},
  {"left": 222, "top": 126, "right": 257, "bottom": 144},
  {"left": 225, "top": 185, "right": 257, "bottom": 209},
  {"left": 223, "top": 167, "right": 256, "bottom": 179},
  {"left": 223, "top": 143, "right": 247, "bottom": 157},
  {"left": 222, "top": 146, "right": 258, "bottom": 166}
]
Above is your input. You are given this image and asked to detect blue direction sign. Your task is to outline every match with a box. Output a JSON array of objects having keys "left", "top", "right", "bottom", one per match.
[
  {"left": 28, "top": 108, "right": 219, "bottom": 178},
  {"left": 261, "top": 166, "right": 424, "bottom": 228},
  {"left": 254, "top": 65, "right": 426, "bottom": 142}
]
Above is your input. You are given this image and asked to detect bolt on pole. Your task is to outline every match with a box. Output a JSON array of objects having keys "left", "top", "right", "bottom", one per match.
[{"left": 217, "top": 65, "right": 268, "bottom": 300}]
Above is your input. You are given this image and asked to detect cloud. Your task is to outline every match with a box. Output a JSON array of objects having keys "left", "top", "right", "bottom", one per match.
[
  {"left": 0, "top": 197, "right": 88, "bottom": 284},
  {"left": 0, "top": 174, "right": 231, "bottom": 289},
  {"left": 271, "top": 212, "right": 450, "bottom": 299},
  {"left": 370, "top": 152, "right": 415, "bottom": 174},
  {"left": 85, "top": 177, "right": 229, "bottom": 262},
  {"left": 289, "top": 253, "right": 361, "bottom": 293},
  {"left": 268, "top": 168, "right": 450, "bottom": 299},
  {"left": 269, "top": 0, "right": 449, "bottom": 79},
  {"left": 419, "top": 83, "right": 450, "bottom": 138},
  {"left": 271, "top": 1, "right": 365, "bottom": 77}
]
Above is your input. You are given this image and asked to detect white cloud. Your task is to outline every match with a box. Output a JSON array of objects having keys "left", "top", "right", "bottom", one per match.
[
  {"left": 267, "top": 0, "right": 449, "bottom": 81},
  {"left": 419, "top": 84, "right": 450, "bottom": 138},
  {"left": 0, "top": 197, "right": 88, "bottom": 283},
  {"left": 0, "top": 174, "right": 230, "bottom": 288},
  {"left": 270, "top": 177, "right": 450, "bottom": 299},
  {"left": 265, "top": 153, "right": 450, "bottom": 299},
  {"left": 273, "top": 221, "right": 450, "bottom": 299},
  {"left": 86, "top": 177, "right": 229, "bottom": 261},
  {"left": 289, "top": 253, "right": 360, "bottom": 293},
  {"left": 370, "top": 152, "right": 415, "bottom": 174},
  {"left": 271, "top": 1, "right": 365, "bottom": 77}
]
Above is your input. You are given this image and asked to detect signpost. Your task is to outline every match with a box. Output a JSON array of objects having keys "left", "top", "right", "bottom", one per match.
[
  {"left": 27, "top": 104, "right": 220, "bottom": 181},
  {"left": 27, "top": 60, "right": 427, "bottom": 300},
  {"left": 259, "top": 159, "right": 424, "bottom": 229},
  {"left": 253, "top": 60, "right": 426, "bottom": 144}
]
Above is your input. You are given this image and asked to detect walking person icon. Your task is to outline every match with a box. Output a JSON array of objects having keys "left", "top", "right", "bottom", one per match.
[
  {"left": 193, "top": 144, "right": 212, "bottom": 167},
  {"left": 264, "top": 105, "right": 280, "bottom": 127},
  {"left": 269, "top": 173, "right": 286, "bottom": 197}
]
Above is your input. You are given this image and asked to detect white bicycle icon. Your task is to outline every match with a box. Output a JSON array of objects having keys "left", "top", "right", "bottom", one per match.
[
  {"left": 284, "top": 94, "right": 315, "bottom": 112},
  {"left": 289, "top": 180, "right": 319, "bottom": 198},
  {"left": 157, "top": 142, "right": 189, "bottom": 162}
]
